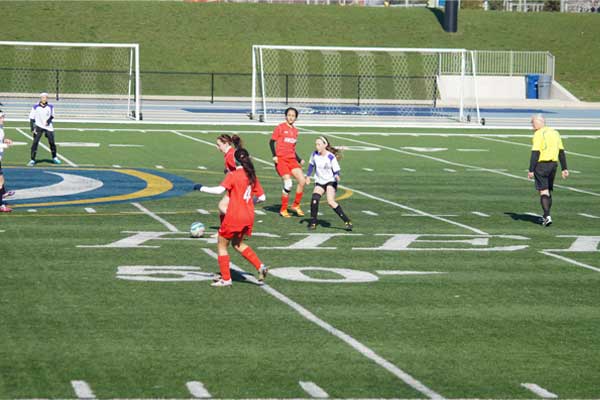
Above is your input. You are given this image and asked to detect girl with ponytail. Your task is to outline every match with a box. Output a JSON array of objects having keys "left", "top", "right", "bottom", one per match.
[
  {"left": 193, "top": 147, "right": 268, "bottom": 287},
  {"left": 215, "top": 134, "right": 243, "bottom": 224}
]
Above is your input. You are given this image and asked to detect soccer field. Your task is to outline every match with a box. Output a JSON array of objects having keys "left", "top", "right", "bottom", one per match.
[{"left": 1, "top": 123, "right": 599, "bottom": 399}]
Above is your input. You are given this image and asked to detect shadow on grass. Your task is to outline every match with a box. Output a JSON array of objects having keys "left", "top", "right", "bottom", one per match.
[
  {"left": 428, "top": 6, "right": 445, "bottom": 31},
  {"left": 505, "top": 212, "right": 541, "bottom": 225}
]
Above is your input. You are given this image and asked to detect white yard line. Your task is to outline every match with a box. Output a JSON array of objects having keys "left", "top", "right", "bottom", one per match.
[
  {"left": 70, "top": 380, "right": 96, "bottom": 399},
  {"left": 255, "top": 209, "right": 266, "bottom": 215},
  {"left": 579, "top": 213, "right": 600, "bottom": 219},
  {"left": 186, "top": 381, "right": 212, "bottom": 398},
  {"left": 15, "top": 128, "right": 78, "bottom": 167},
  {"left": 443, "top": 168, "right": 456, "bottom": 173},
  {"left": 362, "top": 167, "right": 374, "bottom": 172},
  {"left": 326, "top": 133, "right": 600, "bottom": 197},
  {"left": 202, "top": 248, "right": 444, "bottom": 399},
  {"left": 520, "top": 383, "right": 558, "bottom": 399},
  {"left": 131, "top": 202, "right": 180, "bottom": 233},
  {"left": 112, "top": 164, "right": 122, "bottom": 168},
  {"left": 362, "top": 210, "right": 379, "bottom": 216},
  {"left": 540, "top": 251, "right": 600, "bottom": 273},
  {"left": 402, "top": 168, "right": 416, "bottom": 172},
  {"left": 84, "top": 208, "right": 96, "bottom": 214},
  {"left": 340, "top": 184, "right": 487, "bottom": 235},
  {"left": 299, "top": 381, "right": 329, "bottom": 398},
  {"left": 155, "top": 165, "right": 165, "bottom": 169},
  {"left": 476, "top": 136, "right": 600, "bottom": 160},
  {"left": 197, "top": 209, "right": 210, "bottom": 215},
  {"left": 471, "top": 211, "right": 490, "bottom": 217}
]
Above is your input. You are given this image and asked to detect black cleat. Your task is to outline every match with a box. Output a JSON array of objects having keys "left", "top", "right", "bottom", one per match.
[
  {"left": 344, "top": 221, "right": 353, "bottom": 231},
  {"left": 307, "top": 222, "right": 317, "bottom": 230}
]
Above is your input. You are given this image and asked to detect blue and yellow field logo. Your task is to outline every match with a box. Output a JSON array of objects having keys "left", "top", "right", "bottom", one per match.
[{"left": 4, "top": 167, "right": 194, "bottom": 208}]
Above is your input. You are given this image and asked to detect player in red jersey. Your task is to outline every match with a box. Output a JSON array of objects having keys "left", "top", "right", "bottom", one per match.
[
  {"left": 269, "top": 107, "right": 306, "bottom": 218},
  {"left": 193, "top": 147, "right": 268, "bottom": 287},
  {"left": 215, "top": 134, "right": 242, "bottom": 222}
]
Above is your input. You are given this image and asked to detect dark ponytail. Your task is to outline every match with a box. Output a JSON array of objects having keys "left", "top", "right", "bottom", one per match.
[
  {"left": 234, "top": 148, "right": 256, "bottom": 185},
  {"left": 231, "top": 134, "right": 242, "bottom": 149}
]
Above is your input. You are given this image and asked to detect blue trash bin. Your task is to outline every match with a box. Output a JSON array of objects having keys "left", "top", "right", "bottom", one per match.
[{"left": 526, "top": 74, "right": 540, "bottom": 99}]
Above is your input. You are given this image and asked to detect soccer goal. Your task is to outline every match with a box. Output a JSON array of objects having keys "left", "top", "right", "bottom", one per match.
[
  {"left": 0, "top": 41, "right": 141, "bottom": 121},
  {"left": 251, "top": 45, "right": 481, "bottom": 124}
]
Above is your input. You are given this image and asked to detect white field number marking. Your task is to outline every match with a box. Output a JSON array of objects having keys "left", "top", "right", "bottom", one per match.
[
  {"left": 117, "top": 266, "right": 446, "bottom": 284},
  {"left": 116, "top": 266, "right": 214, "bottom": 282}
]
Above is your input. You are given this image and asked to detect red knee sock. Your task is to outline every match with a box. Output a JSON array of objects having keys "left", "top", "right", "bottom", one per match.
[
  {"left": 241, "top": 246, "right": 263, "bottom": 271},
  {"left": 280, "top": 194, "right": 289, "bottom": 212},
  {"left": 292, "top": 192, "right": 303, "bottom": 208},
  {"left": 218, "top": 255, "right": 231, "bottom": 281}
]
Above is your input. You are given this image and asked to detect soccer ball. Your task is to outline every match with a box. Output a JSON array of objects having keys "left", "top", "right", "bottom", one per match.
[{"left": 190, "top": 222, "right": 205, "bottom": 238}]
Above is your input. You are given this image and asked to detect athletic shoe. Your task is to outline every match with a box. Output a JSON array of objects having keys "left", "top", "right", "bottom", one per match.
[
  {"left": 542, "top": 216, "right": 553, "bottom": 227},
  {"left": 53, "top": 157, "right": 62, "bottom": 164},
  {"left": 2, "top": 190, "right": 15, "bottom": 199},
  {"left": 291, "top": 205, "right": 305, "bottom": 216},
  {"left": 0, "top": 205, "right": 12, "bottom": 213},
  {"left": 212, "top": 273, "right": 222, "bottom": 282},
  {"left": 27, "top": 160, "right": 35, "bottom": 167},
  {"left": 279, "top": 209, "right": 291, "bottom": 218},
  {"left": 210, "top": 278, "right": 232, "bottom": 287},
  {"left": 258, "top": 265, "right": 269, "bottom": 283},
  {"left": 344, "top": 221, "right": 353, "bottom": 231},
  {"left": 307, "top": 222, "right": 317, "bottom": 230}
]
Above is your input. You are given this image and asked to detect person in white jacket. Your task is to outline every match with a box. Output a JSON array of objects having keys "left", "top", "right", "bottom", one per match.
[
  {"left": 0, "top": 111, "right": 14, "bottom": 212},
  {"left": 28, "top": 92, "right": 60, "bottom": 166}
]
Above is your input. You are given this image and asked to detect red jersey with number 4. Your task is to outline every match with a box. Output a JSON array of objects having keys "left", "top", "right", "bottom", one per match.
[
  {"left": 224, "top": 147, "right": 236, "bottom": 173},
  {"left": 271, "top": 122, "right": 299, "bottom": 159},
  {"left": 220, "top": 167, "right": 264, "bottom": 232}
]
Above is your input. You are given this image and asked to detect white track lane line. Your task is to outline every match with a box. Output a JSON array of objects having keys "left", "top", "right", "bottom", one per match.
[
  {"left": 520, "top": 383, "right": 558, "bottom": 398},
  {"left": 71, "top": 380, "right": 96, "bottom": 399},
  {"left": 186, "top": 381, "right": 211, "bottom": 398},
  {"left": 15, "top": 128, "right": 78, "bottom": 167},
  {"left": 299, "top": 381, "right": 329, "bottom": 398},
  {"left": 131, "top": 202, "right": 180, "bottom": 233},
  {"left": 325, "top": 133, "right": 600, "bottom": 197},
  {"left": 202, "top": 248, "right": 445, "bottom": 399}
]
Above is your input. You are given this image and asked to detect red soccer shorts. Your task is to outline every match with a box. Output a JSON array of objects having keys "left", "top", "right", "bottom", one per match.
[
  {"left": 218, "top": 224, "right": 253, "bottom": 240},
  {"left": 276, "top": 157, "right": 301, "bottom": 177}
]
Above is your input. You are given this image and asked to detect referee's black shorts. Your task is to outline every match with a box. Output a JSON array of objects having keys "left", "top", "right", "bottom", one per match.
[{"left": 534, "top": 161, "right": 558, "bottom": 191}]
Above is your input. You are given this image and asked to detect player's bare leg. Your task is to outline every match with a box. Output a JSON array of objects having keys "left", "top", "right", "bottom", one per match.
[
  {"left": 290, "top": 167, "right": 306, "bottom": 216},
  {"left": 212, "top": 235, "right": 232, "bottom": 287},
  {"left": 280, "top": 173, "right": 292, "bottom": 217},
  {"left": 232, "top": 235, "right": 268, "bottom": 284}
]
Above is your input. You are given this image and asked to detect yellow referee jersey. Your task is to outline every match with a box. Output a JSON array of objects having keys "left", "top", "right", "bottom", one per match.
[{"left": 531, "top": 127, "right": 564, "bottom": 162}]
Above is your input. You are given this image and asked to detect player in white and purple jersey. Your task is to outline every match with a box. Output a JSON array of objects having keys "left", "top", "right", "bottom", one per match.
[
  {"left": 0, "top": 111, "right": 15, "bottom": 212},
  {"left": 305, "top": 136, "right": 352, "bottom": 231}
]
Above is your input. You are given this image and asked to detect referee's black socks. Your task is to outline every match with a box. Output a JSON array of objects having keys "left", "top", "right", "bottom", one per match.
[
  {"left": 0, "top": 185, "right": 5, "bottom": 206},
  {"left": 540, "top": 194, "right": 551, "bottom": 218}
]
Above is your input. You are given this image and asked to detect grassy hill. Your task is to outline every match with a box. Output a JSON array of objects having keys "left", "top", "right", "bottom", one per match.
[{"left": 1, "top": 1, "right": 598, "bottom": 100}]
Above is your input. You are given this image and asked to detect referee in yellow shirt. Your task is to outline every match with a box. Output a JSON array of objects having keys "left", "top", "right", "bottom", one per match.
[{"left": 527, "top": 114, "right": 569, "bottom": 226}]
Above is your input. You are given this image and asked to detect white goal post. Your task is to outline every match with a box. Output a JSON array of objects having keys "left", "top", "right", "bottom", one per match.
[
  {"left": 251, "top": 45, "right": 481, "bottom": 124},
  {"left": 0, "top": 41, "right": 141, "bottom": 121}
]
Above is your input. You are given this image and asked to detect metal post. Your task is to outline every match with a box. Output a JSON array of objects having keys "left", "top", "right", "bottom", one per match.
[
  {"left": 211, "top": 73, "right": 214, "bottom": 104},
  {"left": 55, "top": 69, "right": 59, "bottom": 101},
  {"left": 357, "top": 76, "right": 361, "bottom": 106},
  {"left": 285, "top": 74, "right": 289, "bottom": 105},
  {"left": 134, "top": 44, "right": 141, "bottom": 121},
  {"left": 251, "top": 46, "right": 257, "bottom": 118}
]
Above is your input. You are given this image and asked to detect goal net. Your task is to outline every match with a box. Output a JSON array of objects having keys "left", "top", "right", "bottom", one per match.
[
  {"left": 0, "top": 41, "right": 140, "bottom": 121},
  {"left": 251, "top": 45, "right": 480, "bottom": 124}
]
